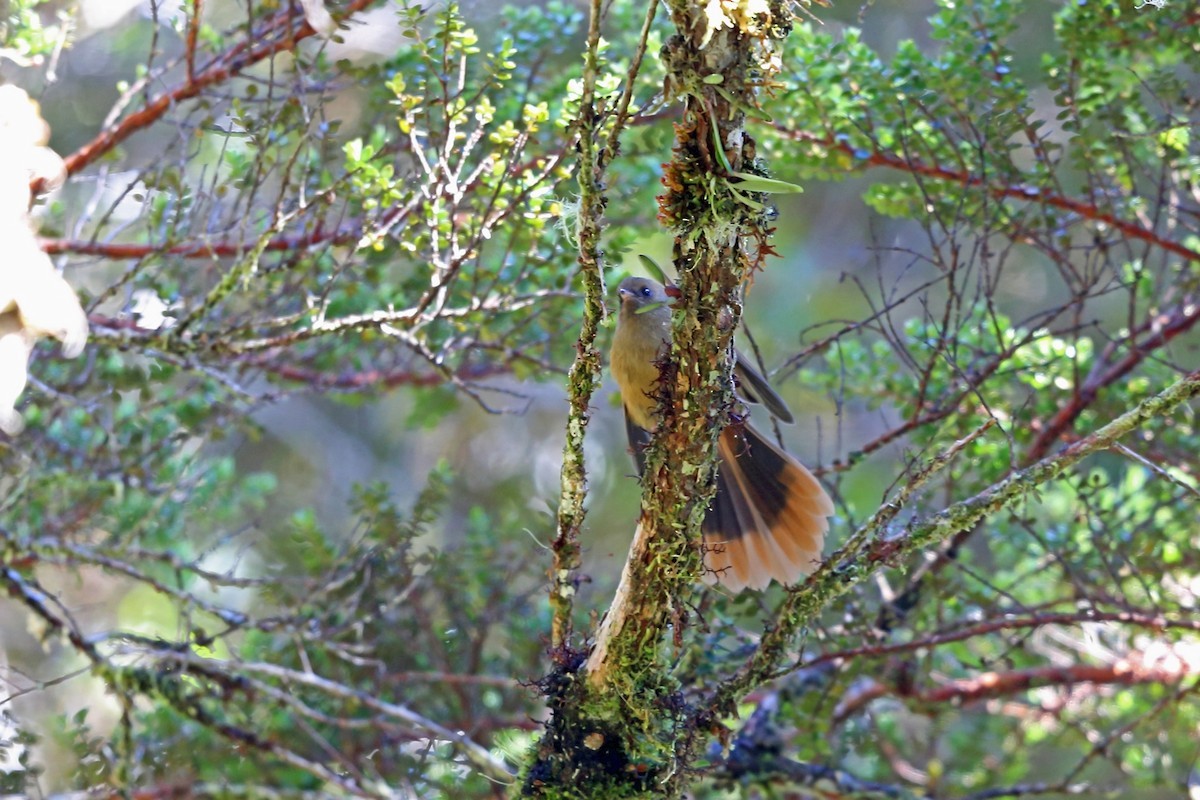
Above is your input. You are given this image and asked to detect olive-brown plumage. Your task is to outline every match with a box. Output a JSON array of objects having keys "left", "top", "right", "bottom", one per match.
[{"left": 610, "top": 276, "right": 833, "bottom": 592}]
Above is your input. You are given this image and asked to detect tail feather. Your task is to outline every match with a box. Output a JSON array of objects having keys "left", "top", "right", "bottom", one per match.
[
  {"left": 709, "top": 437, "right": 781, "bottom": 591},
  {"left": 700, "top": 422, "right": 832, "bottom": 592},
  {"left": 703, "top": 468, "right": 740, "bottom": 580},
  {"left": 708, "top": 449, "right": 777, "bottom": 589}
]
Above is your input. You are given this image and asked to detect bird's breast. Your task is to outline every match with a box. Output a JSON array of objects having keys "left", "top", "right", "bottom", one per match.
[{"left": 611, "top": 317, "right": 670, "bottom": 430}]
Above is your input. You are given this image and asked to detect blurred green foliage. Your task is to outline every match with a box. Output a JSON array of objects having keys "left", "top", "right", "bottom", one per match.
[
  {"left": 0, "top": 0, "right": 60, "bottom": 60},
  {"left": 0, "top": 0, "right": 1197, "bottom": 797}
]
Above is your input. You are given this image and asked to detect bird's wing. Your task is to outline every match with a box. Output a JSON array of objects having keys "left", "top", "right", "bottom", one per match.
[{"left": 733, "top": 350, "right": 794, "bottom": 424}]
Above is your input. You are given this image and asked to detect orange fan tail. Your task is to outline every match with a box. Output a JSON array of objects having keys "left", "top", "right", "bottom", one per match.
[{"left": 701, "top": 422, "right": 833, "bottom": 592}]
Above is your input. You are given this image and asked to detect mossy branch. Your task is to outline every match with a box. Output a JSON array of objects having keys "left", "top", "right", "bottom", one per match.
[
  {"left": 552, "top": 0, "right": 658, "bottom": 649},
  {"left": 537, "top": 1, "right": 804, "bottom": 793},
  {"left": 582, "top": 0, "right": 790, "bottom": 779},
  {"left": 550, "top": 0, "right": 609, "bottom": 650}
]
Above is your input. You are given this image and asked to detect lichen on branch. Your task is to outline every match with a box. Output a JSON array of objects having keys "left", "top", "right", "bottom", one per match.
[{"left": 573, "top": 0, "right": 801, "bottom": 787}]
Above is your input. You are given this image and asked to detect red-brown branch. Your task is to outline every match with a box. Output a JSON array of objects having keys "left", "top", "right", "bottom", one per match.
[
  {"left": 251, "top": 358, "right": 514, "bottom": 391},
  {"left": 1024, "top": 300, "right": 1200, "bottom": 462},
  {"left": 801, "top": 610, "right": 1200, "bottom": 670},
  {"left": 34, "top": 0, "right": 378, "bottom": 191},
  {"left": 777, "top": 127, "right": 1200, "bottom": 265},
  {"left": 920, "top": 660, "right": 1194, "bottom": 705},
  {"left": 837, "top": 655, "right": 1197, "bottom": 721},
  {"left": 40, "top": 222, "right": 362, "bottom": 259},
  {"left": 187, "top": 0, "right": 202, "bottom": 83}
]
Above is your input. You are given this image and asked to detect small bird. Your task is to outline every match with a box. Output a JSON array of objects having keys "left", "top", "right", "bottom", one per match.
[{"left": 610, "top": 276, "right": 834, "bottom": 592}]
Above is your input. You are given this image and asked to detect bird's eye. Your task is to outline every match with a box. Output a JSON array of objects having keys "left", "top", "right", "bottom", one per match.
[{"left": 640, "top": 286, "right": 652, "bottom": 297}]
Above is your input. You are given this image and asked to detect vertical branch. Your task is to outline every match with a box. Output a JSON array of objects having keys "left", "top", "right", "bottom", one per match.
[
  {"left": 584, "top": 0, "right": 781, "bottom": 706},
  {"left": 551, "top": 0, "right": 660, "bottom": 650},
  {"left": 187, "top": 0, "right": 203, "bottom": 84},
  {"left": 549, "top": 0, "right": 609, "bottom": 650}
]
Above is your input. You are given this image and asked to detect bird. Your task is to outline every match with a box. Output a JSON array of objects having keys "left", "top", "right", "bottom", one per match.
[{"left": 609, "top": 275, "right": 834, "bottom": 592}]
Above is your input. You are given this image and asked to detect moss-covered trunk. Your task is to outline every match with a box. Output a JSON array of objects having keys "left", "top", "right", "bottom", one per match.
[{"left": 527, "top": 2, "right": 795, "bottom": 797}]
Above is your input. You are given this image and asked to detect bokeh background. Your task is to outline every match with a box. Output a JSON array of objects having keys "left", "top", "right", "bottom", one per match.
[{"left": 5, "top": 0, "right": 1187, "bottom": 792}]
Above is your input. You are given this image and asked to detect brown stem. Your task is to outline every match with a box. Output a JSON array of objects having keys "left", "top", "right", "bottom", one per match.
[
  {"left": 803, "top": 609, "right": 1200, "bottom": 669},
  {"left": 836, "top": 657, "right": 1198, "bottom": 722},
  {"left": 40, "top": 223, "right": 361, "bottom": 259},
  {"left": 777, "top": 126, "right": 1200, "bottom": 265},
  {"left": 186, "top": 0, "right": 202, "bottom": 83},
  {"left": 32, "top": 0, "right": 379, "bottom": 192},
  {"left": 1025, "top": 299, "right": 1200, "bottom": 462}
]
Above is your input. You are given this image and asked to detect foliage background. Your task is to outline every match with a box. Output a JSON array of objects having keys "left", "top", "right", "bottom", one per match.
[{"left": 0, "top": 0, "right": 1197, "bottom": 797}]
